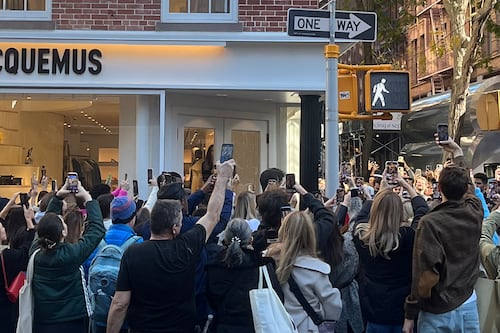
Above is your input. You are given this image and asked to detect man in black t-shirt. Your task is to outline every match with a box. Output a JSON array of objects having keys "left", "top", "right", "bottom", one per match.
[{"left": 106, "top": 159, "right": 235, "bottom": 333}]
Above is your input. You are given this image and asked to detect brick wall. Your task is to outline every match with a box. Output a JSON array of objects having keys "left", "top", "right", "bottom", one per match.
[
  {"left": 52, "top": 0, "right": 318, "bottom": 32},
  {"left": 239, "top": 0, "right": 319, "bottom": 32},
  {"left": 53, "top": 0, "right": 161, "bottom": 31}
]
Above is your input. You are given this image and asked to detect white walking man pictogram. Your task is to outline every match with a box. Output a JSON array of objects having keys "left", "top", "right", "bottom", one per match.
[{"left": 372, "top": 78, "right": 389, "bottom": 107}]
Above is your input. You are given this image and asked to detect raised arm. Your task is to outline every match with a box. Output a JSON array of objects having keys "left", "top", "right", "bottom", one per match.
[{"left": 196, "top": 159, "right": 235, "bottom": 242}]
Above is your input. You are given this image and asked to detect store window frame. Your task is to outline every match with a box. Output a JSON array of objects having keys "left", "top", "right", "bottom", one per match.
[
  {"left": 162, "top": 0, "right": 238, "bottom": 23},
  {"left": 0, "top": 0, "right": 52, "bottom": 21}
]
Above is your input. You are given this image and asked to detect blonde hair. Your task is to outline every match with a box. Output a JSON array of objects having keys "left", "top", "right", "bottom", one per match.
[
  {"left": 274, "top": 211, "right": 317, "bottom": 284},
  {"left": 355, "top": 189, "right": 403, "bottom": 259},
  {"left": 232, "top": 191, "right": 258, "bottom": 220}
]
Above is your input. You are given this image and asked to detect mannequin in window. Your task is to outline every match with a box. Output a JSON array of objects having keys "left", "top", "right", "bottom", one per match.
[
  {"left": 190, "top": 149, "right": 204, "bottom": 193},
  {"left": 202, "top": 145, "right": 215, "bottom": 182}
]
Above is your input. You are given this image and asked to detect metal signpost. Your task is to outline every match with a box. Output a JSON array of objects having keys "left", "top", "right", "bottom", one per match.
[
  {"left": 287, "top": 5, "right": 378, "bottom": 197},
  {"left": 324, "top": 2, "right": 339, "bottom": 199}
]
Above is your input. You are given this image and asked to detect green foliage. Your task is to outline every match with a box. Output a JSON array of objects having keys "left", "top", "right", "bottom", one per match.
[
  {"left": 487, "top": 0, "right": 500, "bottom": 37},
  {"left": 370, "top": 0, "right": 419, "bottom": 64}
]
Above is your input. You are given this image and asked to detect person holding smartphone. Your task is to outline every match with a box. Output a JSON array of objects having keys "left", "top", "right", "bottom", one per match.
[
  {"left": 354, "top": 170, "right": 428, "bottom": 333},
  {"left": 30, "top": 180, "right": 105, "bottom": 333},
  {"left": 404, "top": 137, "right": 483, "bottom": 333}
]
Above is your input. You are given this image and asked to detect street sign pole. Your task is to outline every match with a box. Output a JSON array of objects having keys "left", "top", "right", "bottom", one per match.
[{"left": 325, "top": 0, "right": 339, "bottom": 198}]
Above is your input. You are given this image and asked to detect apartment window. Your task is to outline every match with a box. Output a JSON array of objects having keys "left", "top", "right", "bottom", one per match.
[
  {"left": 0, "top": 0, "right": 51, "bottom": 20},
  {"left": 162, "top": 0, "right": 237, "bottom": 22}
]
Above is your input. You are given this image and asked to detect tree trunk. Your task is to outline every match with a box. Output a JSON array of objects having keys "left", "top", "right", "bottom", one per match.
[{"left": 443, "top": 0, "right": 498, "bottom": 143}]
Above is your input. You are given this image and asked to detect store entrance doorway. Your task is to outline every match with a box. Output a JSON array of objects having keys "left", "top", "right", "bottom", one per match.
[{"left": 182, "top": 117, "right": 268, "bottom": 194}]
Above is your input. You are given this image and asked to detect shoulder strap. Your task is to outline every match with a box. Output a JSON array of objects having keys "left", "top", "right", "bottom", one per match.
[
  {"left": 26, "top": 249, "right": 40, "bottom": 283},
  {"left": 1, "top": 253, "right": 8, "bottom": 289},
  {"left": 120, "top": 235, "right": 141, "bottom": 251},
  {"left": 288, "top": 274, "right": 323, "bottom": 325}
]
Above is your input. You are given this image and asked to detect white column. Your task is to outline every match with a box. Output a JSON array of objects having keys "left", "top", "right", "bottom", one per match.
[
  {"left": 119, "top": 96, "right": 137, "bottom": 196},
  {"left": 136, "top": 95, "right": 151, "bottom": 199}
]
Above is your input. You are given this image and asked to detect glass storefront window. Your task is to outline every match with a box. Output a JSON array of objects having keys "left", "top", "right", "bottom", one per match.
[
  {"left": 0, "top": 0, "right": 50, "bottom": 20},
  {"left": 183, "top": 127, "right": 215, "bottom": 192},
  {"left": 0, "top": 93, "right": 161, "bottom": 199},
  {"left": 163, "top": 0, "right": 237, "bottom": 22}
]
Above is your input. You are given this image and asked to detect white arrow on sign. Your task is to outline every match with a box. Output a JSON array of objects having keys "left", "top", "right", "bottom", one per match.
[{"left": 336, "top": 13, "right": 371, "bottom": 38}]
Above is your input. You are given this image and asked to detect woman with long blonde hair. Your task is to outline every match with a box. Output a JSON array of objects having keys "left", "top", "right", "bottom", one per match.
[
  {"left": 232, "top": 191, "right": 260, "bottom": 231},
  {"left": 269, "top": 211, "right": 342, "bottom": 333},
  {"left": 353, "top": 174, "right": 428, "bottom": 333}
]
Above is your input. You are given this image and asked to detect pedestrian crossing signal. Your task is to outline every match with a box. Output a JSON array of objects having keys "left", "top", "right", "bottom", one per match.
[{"left": 365, "top": 70, "right": 411, "bottom": 112}]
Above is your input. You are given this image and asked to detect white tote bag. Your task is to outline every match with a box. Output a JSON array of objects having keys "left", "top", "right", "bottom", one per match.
[
  {"left": 249, "top": 265, "right": 297, "bottom": 333},
  {"left": 16, "top": 249, "right": 40, "bottom": 333}
]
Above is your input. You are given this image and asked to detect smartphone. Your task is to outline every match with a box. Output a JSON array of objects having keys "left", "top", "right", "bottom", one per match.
[
  {"left": 285, "top": 173, "right": 296, "bottom": 191},
  {"left": 398, "top": 166, "right": 405, "bottom": 177},
  {"left": 435, "top": 164, "right": 444, "bottom": 173},
  {"left": 350, "top": 188, "right": 359, "bottom": 197},
  {"left": 385, "top": 161, "right": 398, "bottom": 185},
  {"left": 20, "top": 193, "right": 29, "bottom": 208},
  {"left": 437, "top": 123, "right": 449, "bottom": 142},
  {"left": 398, "top": 156, "right": 405, "bottom": 167},
  {"left": 133, "top": 180, "right": 139, "bottom": 197},
  {"left": 336, "top": 189, "right": 345, "bottom": 203},
  {"left": 415, "top": 168, "right": 422, "bottom": 177},
  {"left": 147, "top": 168, "right": 153, "bottom": 185},
  {"left": 220, "top": 144, "right": 234, "bottom": 163},
  {"left": 67, "top": 172, "right": 79, "bottom": 193},
  {"left": 51, "top": 179, "right": 57, "bottom": 192},
  {"left": 425, "top": 165, "right": 432, "bottom": 172}
]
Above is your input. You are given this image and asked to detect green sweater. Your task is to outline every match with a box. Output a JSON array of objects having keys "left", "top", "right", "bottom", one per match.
[
  {"left": 480, "top": 210, "right": 500, "bottom": 279},
  {"left": 30, "top": 198, "right": 105, "bottom": 324}
]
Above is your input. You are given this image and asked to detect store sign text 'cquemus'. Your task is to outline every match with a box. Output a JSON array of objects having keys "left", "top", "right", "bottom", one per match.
[{"left": 0, "top": 48, "right": 102, "bottom": 75}]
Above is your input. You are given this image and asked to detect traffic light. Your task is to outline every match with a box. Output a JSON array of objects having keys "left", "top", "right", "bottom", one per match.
[
  {"left": 364, "top": 70, "right": 411, "bottom": 112},
  {"left": 338, "top": 72, "right": 358, "bottom": 114},
  {"left": 476, "top": 91, "right": 500, "bottom": 131}
]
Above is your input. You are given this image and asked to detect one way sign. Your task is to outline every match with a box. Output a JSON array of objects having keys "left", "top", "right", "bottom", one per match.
[{"left": 287, "top": 9, "right": 377, "bottom": 42}]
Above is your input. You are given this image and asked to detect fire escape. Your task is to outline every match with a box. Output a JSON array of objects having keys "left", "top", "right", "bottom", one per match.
[{"left": 407, "top": 0, "right": 453, "bottom": 98}]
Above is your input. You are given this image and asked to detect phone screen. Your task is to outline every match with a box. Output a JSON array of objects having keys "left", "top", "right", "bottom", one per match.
[
  {"left": 285, "top": 174, "right": 295, "bottom": 190},
  {"left": 385, "top": 161, "right": 398, "bottom": 185},
  {"left": 147, "top": 168, "right": 153, "bottom": 184},
  {"left": 133, "top": 180, "right": 139, "bottom": 196},
  {"left": 336, "top": 189, "right": 344, "bottom": 203},
  {"left": 437, "top": 123, "right": 449, "bottom": 142},
  {"left": 67, "top": 172, "right": 79, "bottom": 193},
  {"left": 20, "top": 193, "right": 29, "bottom": 208},
  {"left": 220, "top": 144, "right": 234, "bottom": 163}
]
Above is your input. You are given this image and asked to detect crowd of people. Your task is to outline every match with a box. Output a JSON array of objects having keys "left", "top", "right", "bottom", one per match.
[{"left": 0, "top": 136, "right": 498, "bottom": 333}]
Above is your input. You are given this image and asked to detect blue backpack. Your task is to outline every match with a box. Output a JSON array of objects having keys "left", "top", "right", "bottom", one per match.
[{"left": 88, "top": 236, "right": 141, "bottom": 327}]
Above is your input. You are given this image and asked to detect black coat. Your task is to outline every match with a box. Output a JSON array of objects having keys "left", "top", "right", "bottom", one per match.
[
  {"left": 206, "top": 247, "right": 282, "bottom": 333},
  {"left": 353, "top": 195, "right": 429, "bottom": 325}
]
